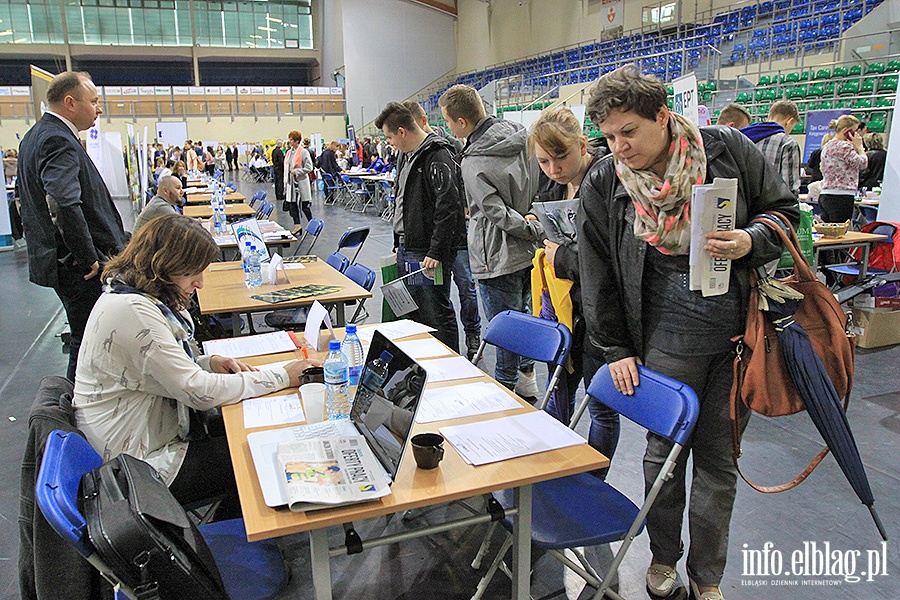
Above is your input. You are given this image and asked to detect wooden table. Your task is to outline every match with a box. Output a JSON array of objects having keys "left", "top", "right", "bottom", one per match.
[
  {"left": 186, "top": 179, "right": 207, "bottom": 187},
  {"left": 184, "top": 191, "right": 247, "bottom": 204},
  {"left": 196, "top": 259, "right": 372, "bottom": 334},
  {"left": 183, "top": 203, "right": 256, "bottom": 219},
  {"left": 813, "top": 231, "right": 889, "bottom": 278},
  {"left": 224, "top": 335, "right": 608, "bottom": 600}
]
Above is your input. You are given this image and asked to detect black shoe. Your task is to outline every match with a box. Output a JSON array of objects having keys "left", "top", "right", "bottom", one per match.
[{"left": 465, "top": 333, "right": 481, "bottom": 361}]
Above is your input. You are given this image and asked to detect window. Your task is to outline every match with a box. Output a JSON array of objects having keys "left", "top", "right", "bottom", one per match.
[{"left": 642, "top": 1, "right": 677, "bottom": 26}]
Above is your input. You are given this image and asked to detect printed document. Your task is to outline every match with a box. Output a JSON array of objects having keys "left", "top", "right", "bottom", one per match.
[
  {"left": 415, "top": 382, "right": 523, "bottom": 423},
  {"left": 356, "top": 320, "right": 437, "bottom": 343},
  {"left": 395, "top": 338, "right": 454, "bottom": 359},
  {"left": 243, "top": 393, "right": 305, "bottom": 429},
  {"left": 419, "top": 356, "right": 484, "bottom": 382},
  {"left": 439, "top": 410, "right": 586, "bottom": 466},
  {"left": 689, "top": 177, "right": 737, "bottom": 297},
  {"left": 202, "top": 330, "right": 297, "bottom": 358}
]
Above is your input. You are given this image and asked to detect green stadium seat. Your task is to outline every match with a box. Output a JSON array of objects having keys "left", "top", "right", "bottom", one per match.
[
  {"left": 886, "top": 60, "right": 900, "bottom": 73},
  {"left": 791, "top": 118, "right": 805, "bottom": 134},
  {"left": 878, "top": 75, "right": 898, "bottom": 92},
  {"left": 706, "top": 81, "right": 717, "bottom": 92},
  {"left": 702, "top": 91, "right": 713, "bottom": 103},
  {"left": 832, "top": 66, "right": 849, "bottom": 78},
  {"left": 818, "top": 99, "right": 835, "bottom": 110},
  {"left": 788, "top": 84, "right": 808, "bottom": 99},
  {"left": 868, "top": 114, "right": 886, "bottom": 133},
  {"left": 867, "top": 62, "right": 886, "bottom": 75},
  {"left": 764, "top": 88, "right": 779, "bottom": 102},
  {"left": 667, "top": 98, "right": 674, "bottom": 109},
  {"left": 736, "top": 91, "right": 752, "bottom": 103},
  {"left": 839, "top": 80, "right": 860, "bottom": 95},
  {"left": 814, "top": 68, "right": 832, "bottom": 80},
  {"left": 785, "top": 72, "right": 801, "bottom": 83},
  {"left": 852, "top": 98, "right": 873, "bottom": 109},
  {"left": 800, "top": 70, "right": 812, "bottom": 81},
  {"left": 807, "top": 83, "right": 825, "bottom": 97},
  {"left": 823, "top": 82, "right": 836, "bottom": 96},
  {"left": 758, "top": 75, "right": 773, "bottom": 86},
  {"left": 666, "top": 86, "right": 674, "bottom": 96},
  {"left": 861, "top": 78, "right": 875, "bottom": 93},
  {"left": 834, "top": 99, "right": 851, "bottom": 108},
  {"left": 849, "top": 64, "right": 862, "bottom": 77},
  {"left": 874, "top": 96, "right": 893, "bottom": 108}
]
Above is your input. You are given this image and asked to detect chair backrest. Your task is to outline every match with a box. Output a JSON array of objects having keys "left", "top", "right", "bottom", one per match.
[
  {"left": 259, "top": 190, "right": 268, "bottom": 201},
  {"left": 481, "top": 310, "right": 571, "bottom": 368},
  {"left": 306, "top": 217, "right": 324, "bottom": 237},
  {"left": 344, "top": 263, "right": 377, "bottom": 291},
  {"left": 248, "top": 197, "right": 260, "bottom": 209},
  {"left": 337, "top": 226, "right": 370, "bottom": 263},
  {"left": 35, "top": 431, "right": 102, "bottom": 558},
  {"left": 325, "top": 252, "right": 350, "bottom": 273},
  {"left": 586, "top": 364, "right": 699, "bottom": 446}
]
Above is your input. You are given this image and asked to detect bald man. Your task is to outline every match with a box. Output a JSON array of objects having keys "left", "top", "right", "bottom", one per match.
[{"left": 133, "top": 175, "right": 184, "bottom": 233}]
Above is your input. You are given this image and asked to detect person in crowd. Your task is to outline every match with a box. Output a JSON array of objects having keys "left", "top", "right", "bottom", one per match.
[
  {"left": 715, "top": 103, "right": 751, "bottom": 130},
  {"left": 133, "top": 175, "right": 184, "bottom": 234},
  {"left": 249, "top": 152, "right": 268, "bottom": 180},
  {"left": 153, "top": 143, "right": 166, "bottom": 164},
  {"left": 173, "top": 159, "right": 188, "bottom": 188},
  {"left": 271, "top": 140, "right": 286, "bottom": 205},
  {"left": 375, "top": 102, "right": 466, "bottom": 353},
  {"left": 203, "top": 145, "right": 216, "bottom": 175},
  {"left": 214, "top": 145, "right": 226, "bottom": 172},
  {"left": 317, "top": 141, "right": 342, "bottom": 179},
  {"left": 805, "top": 132, "right": 831, "bottom": 182},
  {"left": 73, "top": 214, "right": 318, "bottom": 517},
  {"left": 527, "top": 106, "right": 619, "bottom": 478},
  {"left": 820, "top": 115, "right": 867, "bottom": 223},
  {"left": 740, "top": 100, "right": 802, "bottom": 198},
  {"left": 169, "top": 145, "right": 181, "bottom": 163},
  {"left": 579, "top": 66, "right": 797, "bottom": 600},
  {"left": 17, "top": 71, "right": 128, "bottom": 382},
  {"left": 859, "top": 132, "right": 886, "bottom": 190},
  {"left": 4, "top": 148, "right": 18, "bottom": 184},
  {"left": 153, "top": 156, "right": 166, "bottom": 180},
  {"left": 284, "top": 130, "right": 314, "bottom": 224},
  {"left": 439, "top": 84, "right": 543, "bottom": 397},
  {"left": 304, "top": 138, "right": 318, "bottom": 191},
  {"left": 184, "top": 140, "right": 199, "bottom": 172},
  {"left": 403, "top": 99, "right": 478, "bottom": 357},
  {"left": 225, "top": 143, "right": 235, "bottom": 171}
]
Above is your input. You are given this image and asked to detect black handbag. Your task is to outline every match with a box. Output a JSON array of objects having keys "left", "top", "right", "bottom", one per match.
[{"left": 81, "top": 453, "right": 229, "bottom": 600}]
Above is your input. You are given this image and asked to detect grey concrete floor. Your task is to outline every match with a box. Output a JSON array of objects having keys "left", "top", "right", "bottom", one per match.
[{"left": 1, "top": 176, "right": 898, "bottom": 599}]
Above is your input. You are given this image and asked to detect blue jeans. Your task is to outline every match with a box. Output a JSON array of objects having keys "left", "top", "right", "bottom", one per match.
[
  {"left": 398, "top": 247, "right": 459, "bottom": 354},
  {"left": 452, "top": 249, "right": 480, "bottom": 336},
  {"left": 478, "top": 267, "right": 534, "bottom": 389}
]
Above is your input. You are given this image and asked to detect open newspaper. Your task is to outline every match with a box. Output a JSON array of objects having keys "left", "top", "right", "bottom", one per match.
[
  {"left": 689, "top": 178, "right": 737, "bottom": 297},
  {"left": 277, "top": 437, "right": 391, "bottom": 511}
]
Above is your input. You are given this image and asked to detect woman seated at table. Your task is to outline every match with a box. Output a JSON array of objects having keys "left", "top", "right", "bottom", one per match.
[{"left": 73, "top": 214, "right": 318, "bottom": 517}]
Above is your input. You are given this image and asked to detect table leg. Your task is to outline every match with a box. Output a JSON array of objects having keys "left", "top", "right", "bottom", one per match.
[
  {"left": 511, "top": 484, "right": 532, "bottom": 600},
  {"left": 232, "top": 311, "right": 241, "bottom": 337},
  {"left": 309, "top": 528, "right": 333, "bottom": 600},
  {"left": 860, "top": 243, "right": 871, "bottom": 278},
  {"left": 333, "top": 302, "right": 346, "bottom": 327}
]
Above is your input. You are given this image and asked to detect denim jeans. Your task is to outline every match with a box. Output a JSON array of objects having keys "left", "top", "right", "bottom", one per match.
[
  {"left": 642, "top": 346, "right": 749, "bottom": 587},
  {"left": 477, "top": 267, "right": 534, "bottom": 389},
  {"left": 398, "top": 247, "right": 459, "bottom": 354},
  {"left": 452, "top": 249, "right": 480, "bottom": 336}
]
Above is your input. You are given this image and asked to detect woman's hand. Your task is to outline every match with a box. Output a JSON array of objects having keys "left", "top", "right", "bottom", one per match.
[
  {"left": 543, "top": 240, "right": 560, "bottom": 265},
  {"left": 849, "top": 129, "right": 865, "bottom": 153},
  {"left": 704, "top": 229, "right": 752, "bottom": 261},
  {"left": 609, "top": 357, "right": 641, "bottom": 395},
  {"left": 284, "top": 359, "right": 324, "bottom": 387},
  {"left": 209, "top": 355, "right": 259, "bottom": 374}
]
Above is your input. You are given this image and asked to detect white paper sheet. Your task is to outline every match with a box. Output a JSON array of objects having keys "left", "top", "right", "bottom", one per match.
[
  {"left": 304, "top": 301, "right": 335, "bottom": 352},
  {"left": 242, "top": 393, "right": 306, "bottom": 429},
  {"left": 202, "top": 331, "right": 297, "bottom": 359},
  {"left": 439, "top": 411, "right": 586, "bottom": 466},
  {"left": 256, "top": 359, "right": 294, "bottom": 372},
  {"left": 415, "top": 382, "right": 522, "bottom": 423},
  {"left": 356, "top": 319, "right": 437, "bottom": 343},
  {"left": 395, "top": 338, "right": 454, "bottom": 359},
  {"left": 419, "top": 356, "right": 484, "bottom": 382}
]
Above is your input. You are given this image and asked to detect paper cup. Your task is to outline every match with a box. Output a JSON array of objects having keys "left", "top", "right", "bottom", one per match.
[{"left": 299, "top": 383, "right": 327, "bottom": 424}]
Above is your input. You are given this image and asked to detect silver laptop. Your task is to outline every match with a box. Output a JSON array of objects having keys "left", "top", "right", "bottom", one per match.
[{"left": 247, "top": 330, "right": 428, "bottom": 509}]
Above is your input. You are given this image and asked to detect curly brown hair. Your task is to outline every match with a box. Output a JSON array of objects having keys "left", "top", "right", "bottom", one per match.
[{"left": 103, "top": 215, "right": 219, "bottom": 309}]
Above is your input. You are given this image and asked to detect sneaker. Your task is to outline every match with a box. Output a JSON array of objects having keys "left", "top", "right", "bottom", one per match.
[
  {"left": 514, "top": 370, "right": 540, "bottom": 399},
  {"left": 689, "top": 579, "right": 724, "bottom": 600},
  {"left": 465, "top": 333, "right": 481, "bottom": 361},
  {"left": 646, "top": 563, "right": 677, "bottom": 597}
]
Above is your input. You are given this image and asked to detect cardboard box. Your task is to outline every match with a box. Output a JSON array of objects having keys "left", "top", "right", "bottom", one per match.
[{"left": 853, "top": 307, "right": 900, "bottom": 348}]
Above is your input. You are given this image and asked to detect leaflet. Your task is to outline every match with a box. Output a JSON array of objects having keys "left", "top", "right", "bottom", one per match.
[
  {"left": 419, "top": 356, "right": 484, "bottom": 382},
  {"left": 689, "top": 177, "right": 737, "bottom": 297},
  {"left": 277, "top": 437, "right": 391, "bottom": 511},
  {"left": 202, "top": 330, "right": 298, "bottom": 358},
  {"left": 243, "top": 393, "right": 305, "bottom": 429}
]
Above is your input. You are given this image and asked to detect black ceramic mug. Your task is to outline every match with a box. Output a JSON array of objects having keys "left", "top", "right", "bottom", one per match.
[{"left": 411, "top": 433, "right": 445, "bottom": 469}]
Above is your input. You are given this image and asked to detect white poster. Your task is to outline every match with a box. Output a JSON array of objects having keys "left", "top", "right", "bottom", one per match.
[
  {"left": 601, "top": 0, "right": 624, "bottom": 41},
  {"left": 86, "top": 126, "right": 104, "bottom": 173},
  {"left": 672, "top": 73, "right": 699, "bottom": 126},
  {"left": 879, "top": 86, "right": 900, "bottom": 221}
]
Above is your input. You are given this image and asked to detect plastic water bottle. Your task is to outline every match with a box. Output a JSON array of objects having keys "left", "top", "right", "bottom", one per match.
[
  {"left": 246, "top": 243, "right": 262, "bottom": 288},
  {"left": 242, "top": 241, "right": 253, "bottom": 286},
  {"left": 324, "top": 339, "right": 352, "bottom": 420},
  {"left": 340, "top": 324, "right": 365, "bottom": 386},
  {"left": 354, "top": 350, "right": 393, "bottom": 411}
]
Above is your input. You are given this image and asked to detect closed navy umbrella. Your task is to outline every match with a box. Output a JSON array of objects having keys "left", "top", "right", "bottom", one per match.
[{"left": 761, "top": 280, "right": 887, "bottom": 540}]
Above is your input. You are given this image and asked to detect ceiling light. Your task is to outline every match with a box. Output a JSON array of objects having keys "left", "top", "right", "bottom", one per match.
[
  {"left": 14, "top": 37, "right": 28, "bottom": 43},
  {"left": 267, "top": 17, "right": 282, "bottom": 23},
  {"left": 0, "top": 30, "right": 12, "bottom": 36},
  {"left": 258, "top": 26, "right": 276, "bottom": 32},
  {"left": 250, "top": 34, "right": 262, "bottom": 39}
]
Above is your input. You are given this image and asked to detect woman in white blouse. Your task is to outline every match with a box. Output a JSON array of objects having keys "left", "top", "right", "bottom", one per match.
[{"left": 73, "top": 214, "right": 317, "bottom": 517}]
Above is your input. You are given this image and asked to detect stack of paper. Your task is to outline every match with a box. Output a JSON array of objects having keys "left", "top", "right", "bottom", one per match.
[
  {"left": 419, "top": 356, "right": 484, "bottom": 382},
  {"left": 356, "top": 320, "right": 437, "bottom": 343},
  {"left": 202, "top": 331, "right": 298, "bottom": 358},
  {"left": 415, "top": 382, "right": 522, "bottom": 423},
  {"left": 689, "top": 177, "right": 737, "bottom": 297}
]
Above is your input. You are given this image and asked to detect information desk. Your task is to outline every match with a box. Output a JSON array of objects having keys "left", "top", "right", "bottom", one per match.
[
  {"left": 184, "top": 191, "right": 247, "bottom": 204},
  {"left": 183, "top": 203, "right": 256, "bottom": 219},
  {"left": 812, "top": 231, "right": 889, "bottom": 278},
  {"left": 224, "top": 336, "right": 608, "bottom": 600},
  {"left": 196, "top": 259, "right": 372, "bottom": 334}
]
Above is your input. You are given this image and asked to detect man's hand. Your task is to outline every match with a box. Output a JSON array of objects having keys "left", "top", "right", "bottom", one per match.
[
  {"left": 84, "top": 261, "right": 100, "bottom": 280},
  {"left": 422, "top": 256, "right": 440, "bottom": 270}
]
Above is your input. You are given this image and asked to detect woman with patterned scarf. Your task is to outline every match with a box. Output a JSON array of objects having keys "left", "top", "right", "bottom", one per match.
[{"left": 578, "top": 66, "right": 798, "bottom": 600}]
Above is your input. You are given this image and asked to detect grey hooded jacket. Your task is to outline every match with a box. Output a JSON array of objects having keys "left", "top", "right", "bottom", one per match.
[{"left": 459, "top": 117, "right": 543, "bottom": 280}]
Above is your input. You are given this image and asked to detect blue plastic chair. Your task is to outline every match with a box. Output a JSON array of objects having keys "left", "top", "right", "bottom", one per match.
[
  {"left": 344, "top": 262, "right": 377, "bottom": 322},
  {"left": 35, "top": 430, "right": 288, "bottom": 600},
  {"left": 336, "top": 226, "right": 370, "bottom": 264},
  {"left": 824, "top": 222, "right": 895, "bottom": 280},
  {"left": 325, "top": 251, "right": 350, "bottom": 273},
  {"left": 471, "top": 365, "right": 700, "bottom": 600},
  {"left": 292, "top": 217, "right": 324, "bottom": 256}
]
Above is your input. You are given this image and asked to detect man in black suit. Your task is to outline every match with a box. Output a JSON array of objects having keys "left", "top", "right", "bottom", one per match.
[
  {"left": 18, "top": 71, "right": 127, "bottom": 381},
  {"left": 271, "top": 139, "right": 286, "bottom": 205},
  {"left": 225, "top": 143, "right": 235, "bottom": 171}
]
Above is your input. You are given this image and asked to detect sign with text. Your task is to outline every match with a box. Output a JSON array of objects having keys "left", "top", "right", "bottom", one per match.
[
  {"left": 601, "top": 0, "right": 623, "bottom": 40},
  {"left": 803, "top": 109, "right": 850, "bottom": 163},
  {"left": 672, "top": 74, "right": 699, "bottom": 125}
]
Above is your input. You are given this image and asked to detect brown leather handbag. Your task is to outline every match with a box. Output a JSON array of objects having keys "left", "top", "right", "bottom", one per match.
[{"left": 730, "top": 213, "right": 856, "bottom": 492}]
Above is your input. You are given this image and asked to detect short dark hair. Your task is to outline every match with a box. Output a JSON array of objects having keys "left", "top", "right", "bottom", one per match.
[
  {"left": 586, "top": 65, "right": 667, "bottom": 125},
  {"left": 768, "top": 100, "right": 800, "bottom": 123},
  {"left": 375, "top": 102, "right": 416, "bottom": 133},
  {"left": 438, "top": 85, "right": 486, "bottom": 123},
  {"left": 46, "top": 71, "right": 91, "bottom": 105},
  {"left": 402, "top": 100, "right": 427, "bottom": 120},
  {"left": 717, "top": 103, "right": 751, "bottom": 127}
]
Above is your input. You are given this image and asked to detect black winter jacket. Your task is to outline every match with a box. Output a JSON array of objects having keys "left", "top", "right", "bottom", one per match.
[
  {"left": 577, "top": 125, "right": 799, "bottom": 363},
  {"left": 395, "top": 134, "right": 466, "bottom": 260}
]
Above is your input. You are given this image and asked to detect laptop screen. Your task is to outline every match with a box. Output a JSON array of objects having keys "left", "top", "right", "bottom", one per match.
[{"left": 349, "top": 330, "right": 428, "bottom": 480}]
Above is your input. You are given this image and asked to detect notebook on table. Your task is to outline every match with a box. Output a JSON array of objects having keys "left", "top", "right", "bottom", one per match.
[{"left": 247, "top": 330, "right": 428, "bottom": 510}]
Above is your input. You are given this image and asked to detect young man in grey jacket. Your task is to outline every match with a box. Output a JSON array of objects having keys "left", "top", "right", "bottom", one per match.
[{"left": 439, "top": 84, "right": 544, "bottom": 395}]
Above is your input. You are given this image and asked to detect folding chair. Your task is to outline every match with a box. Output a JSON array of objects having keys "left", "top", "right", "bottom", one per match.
[
  {"left": 291, "top": 217, "right": 324, "bottom": 256},
  {"left": 380, "top": 180, "right": 395, "bottom": 222},
  {"left": 823, "top": 222, "right": 896, "bottom": 282},
  {"left": 322, "top": 172, "right": 344, "bottom": 205},
  {"left": 36, "top": 430, "right": 288, "bottom": 600},
  {"left": 344, "top": 262, "right": 377, "bottom": 323},
  {"left": 470, "top": 365, "right": 700, "bottom": 600},
  {"left": 336, "top": 226, "right": 369, "bottom": 264},
  {"left": 325, "top": 251, "right": 350, "bottom": 273}
]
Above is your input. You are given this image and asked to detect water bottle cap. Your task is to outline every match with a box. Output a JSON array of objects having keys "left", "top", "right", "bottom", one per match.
[
  {"left": 346, "top": 324, "right": 357, "bottom": 334},
  {"left": 329, "top": 339, "right": 342, "bottom": 350}
]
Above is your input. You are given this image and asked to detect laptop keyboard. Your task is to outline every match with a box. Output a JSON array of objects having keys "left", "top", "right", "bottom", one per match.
[{"left": 290, "top": 420, "right": 348, "bottom": 440}]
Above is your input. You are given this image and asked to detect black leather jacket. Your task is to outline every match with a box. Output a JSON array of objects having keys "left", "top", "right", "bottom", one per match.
[{"left": 577, "top": 125, "right": 799, "bottom": 363}]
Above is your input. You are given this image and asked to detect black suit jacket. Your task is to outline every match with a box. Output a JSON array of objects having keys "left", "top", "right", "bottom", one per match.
[{"left": 17, "top": 113, "right": 127, "bottom": 287}]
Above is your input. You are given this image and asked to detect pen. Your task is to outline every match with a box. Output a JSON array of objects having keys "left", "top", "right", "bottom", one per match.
[{"left": 301, "top": 346, "right": 309, "bottom": 359}]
